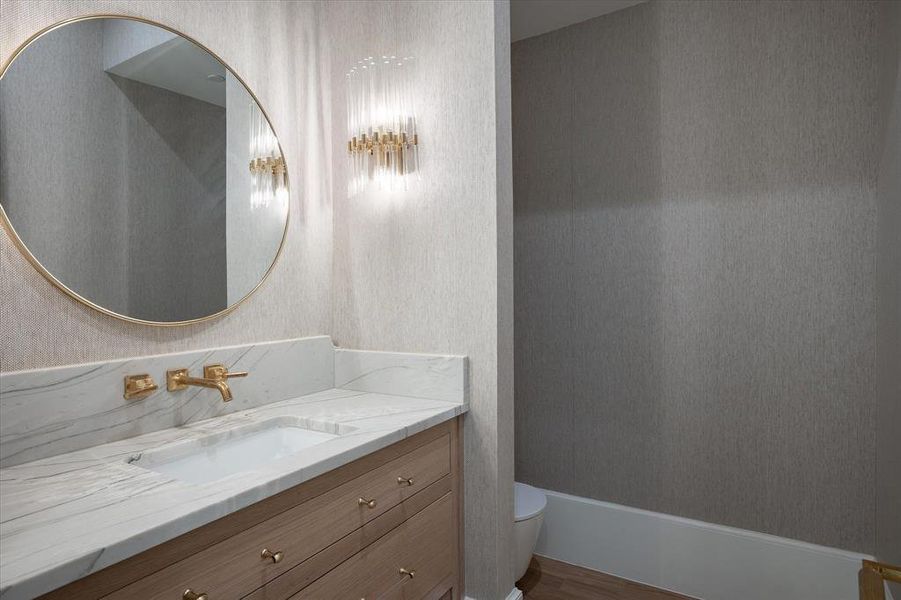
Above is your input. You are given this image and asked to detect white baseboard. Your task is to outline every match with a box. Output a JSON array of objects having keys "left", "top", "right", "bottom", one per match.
[
  {"left": 505, "top": 587, "right": 524, "bottom": 600},
  {"left": 464, "top": 588, "right": 522, "bottom": 600},
  {"left": 534, "top": 488, "right": 872, "bottom": 600}
]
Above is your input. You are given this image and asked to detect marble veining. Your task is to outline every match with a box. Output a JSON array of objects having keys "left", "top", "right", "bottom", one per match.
[
  {"left": 335, "top": 348, "right": 467, "bottom": 403},
  {"left": 0, "top": 388, "right": 467, "bottom": 600},
  {"left": 0, "top": 339, "right": 467, "bottom": 599},
  {"left": 0, "top": 336, "right": 335, "bottom": 468}
]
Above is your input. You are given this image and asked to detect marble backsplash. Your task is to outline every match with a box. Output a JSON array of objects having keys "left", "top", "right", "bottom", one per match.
[
  {"left": 0, "top": 337, "right": 468, "bottom": 470},
  {"left": 335, "top": 348, "right": 467, "bottom": 403},
  {"left": 0, "top": 336, "right": 334, "bottom": 468}
]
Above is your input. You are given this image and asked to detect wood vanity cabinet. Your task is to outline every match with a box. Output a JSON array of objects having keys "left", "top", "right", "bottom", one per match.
[{"left": 39, "top": 418, "right": 463, "bottom": 600}]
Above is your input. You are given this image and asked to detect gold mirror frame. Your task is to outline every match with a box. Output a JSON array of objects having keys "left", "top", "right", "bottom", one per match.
[{"left": 0, "top": 14, "right": 290, "bottom": 327}]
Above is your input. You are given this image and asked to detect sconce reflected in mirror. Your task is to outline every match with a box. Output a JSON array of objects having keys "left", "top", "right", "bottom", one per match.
[
  {"left": 249, "top": 102, "right": 287, "bottom": 211},
  {"left": 0, "top": 15, "right": 290, "bottom": 325},
  {"left": 346, "top": 55, "right": 419, "bottom": 195}
]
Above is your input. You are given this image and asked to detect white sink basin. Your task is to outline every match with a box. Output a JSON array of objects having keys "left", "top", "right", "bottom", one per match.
[{"left": 129, "top": 418, "right": 344, "bottom": 484}]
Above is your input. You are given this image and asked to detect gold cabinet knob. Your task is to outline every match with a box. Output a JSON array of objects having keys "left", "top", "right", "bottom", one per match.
[
  {"left": 399, "top": 567, "right": 415, "bottom": 579},
  {"left": 358, "top": 497, "right": 377, "bottom": 509},
  {"left": 183, "top": 590, "right": 208, "bottom": 600},
  {"left": 396, "top": 476, "right": 414, "bottom": 486},
  {"left": 261, "top": 548, "right": 284, "bottom": 564}
]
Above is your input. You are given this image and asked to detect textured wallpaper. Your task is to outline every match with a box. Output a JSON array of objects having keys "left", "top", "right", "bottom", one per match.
[
  {"left": 117, "top": 74, "right": 228, "bottom": 322},
  {"left": 2, "top": 17, "right": 232, "bottom": 322},
  {"left": 320, "top": 1, "right": 515, "bottom": 597},
  {"left": 0, "top": 0, "right": 332, "bottom": 371},
  {"left": 513, "top": 0, "right": 892, "bottom": 553},
  {"left": 1, "top": 20, "right": 131, "bottom": 315},
  {"left": 875, "top": 0, "right": 901, "bottom": 585}
]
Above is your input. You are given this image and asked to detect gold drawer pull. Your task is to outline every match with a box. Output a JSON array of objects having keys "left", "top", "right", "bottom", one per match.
[
  {"left": 399, "top": 567, "right": 416, "bottom": 579},
  {"left": 358, "top": 497, "right": 377, "bottom": 509},
  {"left": 396, "top": 476, "right": 414, "bottom": 486},
  {"left": 183, "top": 590, "right": 208, "bottom": 600},
  {"left": 261, "top": 548, "right": 284, "bottom": 564}
]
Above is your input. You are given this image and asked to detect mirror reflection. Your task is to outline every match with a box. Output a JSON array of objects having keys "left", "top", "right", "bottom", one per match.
[{"left": 0, "top": 17, "right": 289, "bottom": 324}]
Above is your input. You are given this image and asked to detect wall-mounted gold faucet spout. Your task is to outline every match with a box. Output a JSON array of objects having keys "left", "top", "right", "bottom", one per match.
[{"left": 166, "top": 364, "right": 247, "bottom": 402}]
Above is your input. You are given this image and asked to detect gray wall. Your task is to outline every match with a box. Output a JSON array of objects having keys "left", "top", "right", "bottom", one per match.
[
  {"left": 0, "top": 0, "right": 332, "bottom": 371},
  {"left": 1, "top": 20, "right": 130, "bottom": 314},
  {"left": 115, "top": 74, "right": 227, "bottom": 322},
  {"left": 0, "top": 18, "right": 227, "bottom": 323},
  {"left": 876, "top": 0, "right": 901, "bottom": 590},
  {"left": 513, "top": 0, "right": 892, "bottom": 553},
  {"left": 101, "top": 18, "right": 176, "bottom": 72}
]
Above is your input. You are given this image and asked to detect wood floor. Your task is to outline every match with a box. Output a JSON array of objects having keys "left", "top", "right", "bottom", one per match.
[{"left": 516, "top": 556, "right": 697, "bottom": 600}]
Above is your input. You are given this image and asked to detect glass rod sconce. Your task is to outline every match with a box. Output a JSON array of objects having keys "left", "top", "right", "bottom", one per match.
[
  {"left": 346, "top": 55, "right": 419, "bottom": 194},
  {"left": 249, "top": 102, "right": 287, "bottom": 211}
]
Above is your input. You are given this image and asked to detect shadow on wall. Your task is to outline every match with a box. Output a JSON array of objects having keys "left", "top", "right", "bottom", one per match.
[
  {"left": 108, "top": 72, "right": 228, "bottom": 322},
  {"left": 110, "top": 73, "right": 226, "bottom": 195}
]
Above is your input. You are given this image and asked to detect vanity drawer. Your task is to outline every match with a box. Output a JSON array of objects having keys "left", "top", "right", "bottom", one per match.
[
  {"left": 289, "top": 492, "right": 455, "bottom": 600},
  {"left": 104, "top": 434, "right": 451, "bottom": 600}
]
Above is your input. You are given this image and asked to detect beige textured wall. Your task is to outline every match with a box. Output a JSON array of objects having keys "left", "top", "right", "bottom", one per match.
[
  {"left": 513, "top": 0, "right": 889, "bottom": 553},
  {"left": 320, "top": 1, "right": 514, "bottom": 597},
  {"left": 0, "top": 0, "right": 332, "bottom": 371}
]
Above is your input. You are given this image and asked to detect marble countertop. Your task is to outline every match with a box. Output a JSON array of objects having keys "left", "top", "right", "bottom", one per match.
[{"left": 0, "top": 388, "right": 467, "bottom": 600}]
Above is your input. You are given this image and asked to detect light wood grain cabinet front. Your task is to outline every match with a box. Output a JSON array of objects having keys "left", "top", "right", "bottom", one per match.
[
  {"left": 39, "top": 418, "right": 462, "bottom": 600},
  {"left": 288, "top": 492, "right": 455, "bottom": 600},
  {"left": 104, "top": 435, "right": 451, "bottom": 600}
]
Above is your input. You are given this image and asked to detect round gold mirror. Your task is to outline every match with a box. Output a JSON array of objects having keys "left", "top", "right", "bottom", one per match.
[{"left": 0, "top": 16, "right": 289, "bottom": 325}]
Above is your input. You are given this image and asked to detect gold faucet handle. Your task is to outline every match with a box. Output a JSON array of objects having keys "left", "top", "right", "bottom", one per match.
[
  {"left": 124, "top": 374, "right": 158, "bottom": 400},
  {"left": 167, "top": 368, "right": 190, "bottom": 391},
  {"left": 203, "top": 364, "right": 249, "bottom": 381}
]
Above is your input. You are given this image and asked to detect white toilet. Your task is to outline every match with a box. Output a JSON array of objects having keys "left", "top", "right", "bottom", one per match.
[{"left": 513, "top": 482, "right": 547, "bottom": 581}]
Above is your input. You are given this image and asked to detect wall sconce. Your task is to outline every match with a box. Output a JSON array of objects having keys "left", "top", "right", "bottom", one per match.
[
  {"left": 346, "top": 55, "right": 419, "bottom": 194},
  {"left": 249, "top": 102, "right": 287, "bottom": 210}
]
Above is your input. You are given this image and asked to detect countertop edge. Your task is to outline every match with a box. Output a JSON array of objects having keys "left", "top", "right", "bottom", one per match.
[{"left": 0, "top": 399, "right": 467, "bottom": 600}]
